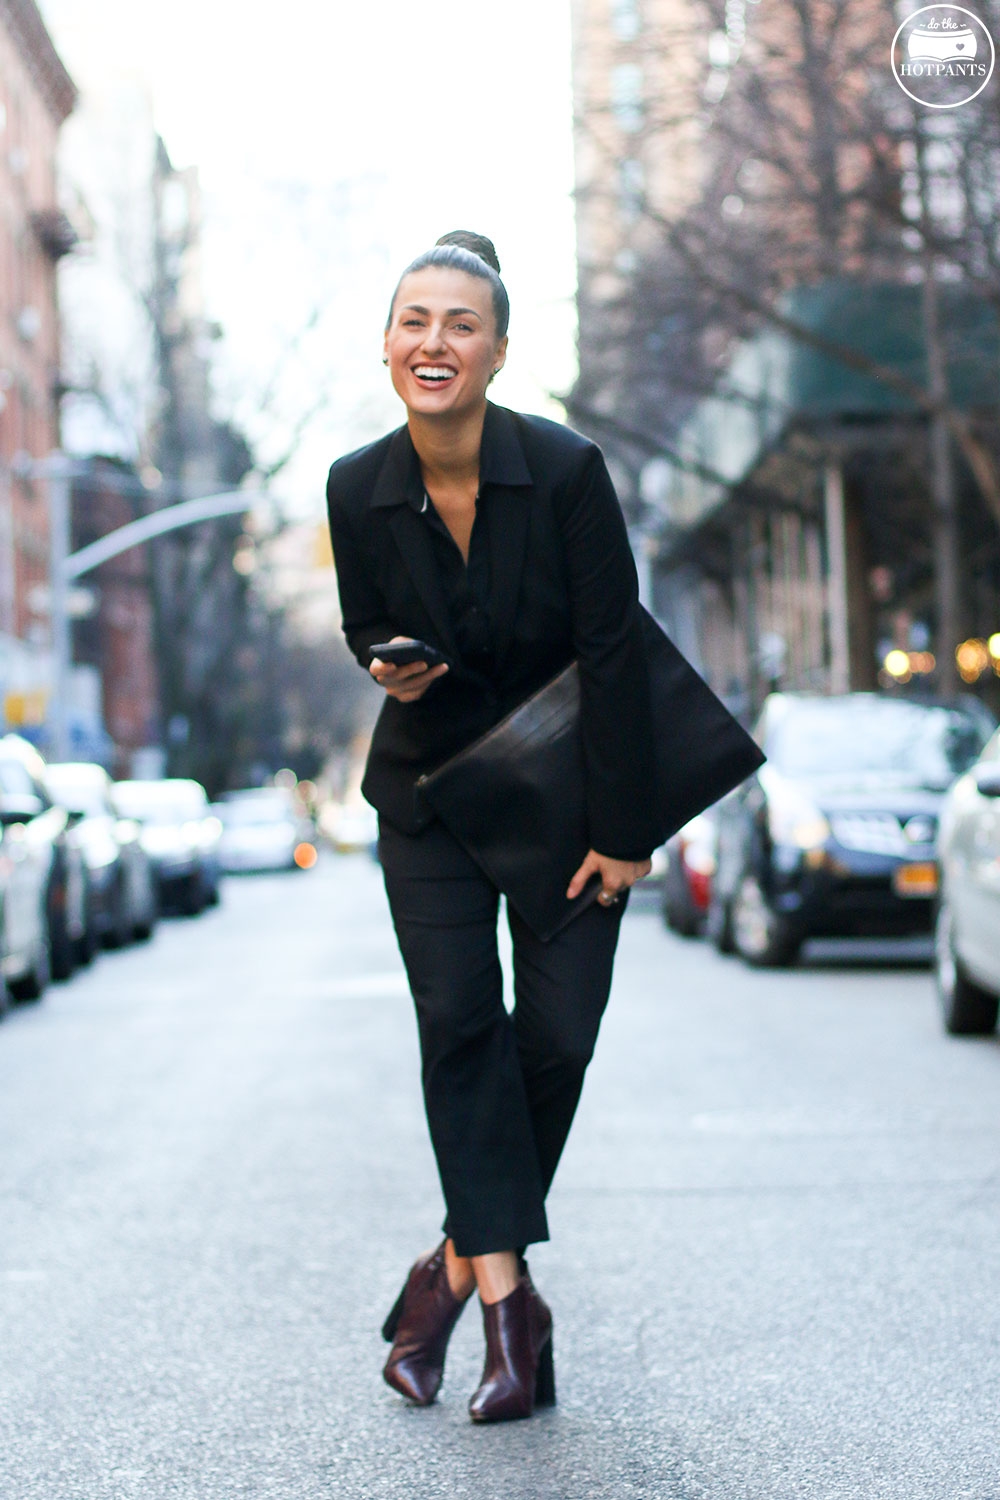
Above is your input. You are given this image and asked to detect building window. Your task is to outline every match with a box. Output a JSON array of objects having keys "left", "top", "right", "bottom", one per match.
[
  {"left": 611, "top": 63, "right": 644, "bottom": 133},
  {"left": 611, "top": 0, "right": 641, "bottom": 40}
]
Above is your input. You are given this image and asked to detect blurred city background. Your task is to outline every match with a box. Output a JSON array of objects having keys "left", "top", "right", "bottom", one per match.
[
  {"left": 4, "top": 0, "right": 998, "bottom": 781},
  {"left": 0, "top": 0, "right": 998, "bottom": 984},
  {"left": 2, "top": 0, "right": 1000, "bottom": 998}
]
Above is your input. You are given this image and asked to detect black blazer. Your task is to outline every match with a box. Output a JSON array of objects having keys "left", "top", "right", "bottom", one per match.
[{"left": 326, "top": 402, "right": 659, "bottom": 860}]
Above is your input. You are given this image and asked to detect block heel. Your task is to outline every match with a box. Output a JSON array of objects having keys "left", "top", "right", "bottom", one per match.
[
  {"left": 381, "top": 1285, "right": 406, "bottom": 1343},
  {"left": 534, "top": 1331, "right": 556, "bottom": 1406}
]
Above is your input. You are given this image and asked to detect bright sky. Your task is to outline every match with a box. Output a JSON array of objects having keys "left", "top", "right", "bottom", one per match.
[{"left": 39, "top": 0, "right": 579, "bottom": 513}]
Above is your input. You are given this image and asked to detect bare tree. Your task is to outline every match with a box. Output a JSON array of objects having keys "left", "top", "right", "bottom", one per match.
[{"left": 573, "top": 0, "right": 1000, "bottom": 693}]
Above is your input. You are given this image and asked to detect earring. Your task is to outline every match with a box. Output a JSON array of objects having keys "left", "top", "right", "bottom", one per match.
[
  {"left": 493, "top": 367, "right": 501, "bottom": 375},
  {"left": 382, "top": 356, "right": 389, "bottom": 366}
]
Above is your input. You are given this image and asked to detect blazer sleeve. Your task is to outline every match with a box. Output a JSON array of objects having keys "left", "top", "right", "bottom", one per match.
[
  {"left": 553, "top": 446, "right": 658, "bottom": 861},
  {"left": 326, "top": 469, "right": 397, "bottom": 670}
]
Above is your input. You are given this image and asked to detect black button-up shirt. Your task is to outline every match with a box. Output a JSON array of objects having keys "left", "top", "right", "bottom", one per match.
[{"left": 410, "top": 489, "right": 495, "bottom": 677}]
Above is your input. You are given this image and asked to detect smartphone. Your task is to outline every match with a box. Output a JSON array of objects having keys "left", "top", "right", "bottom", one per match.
[{"left": 368, "top": 639, "right": 446, "bottom": 668}]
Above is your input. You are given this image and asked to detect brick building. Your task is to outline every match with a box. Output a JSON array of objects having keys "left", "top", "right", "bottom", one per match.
[
  {"left": 69, "top": 457, "right": 160, "bottom": 773},
  {"left": 568, "top": 0, "right": 703, "bottom": 511},
  {"left": 568, "top": 0, "right": 1000, "bottom": 713},
  {"left": 0, "top": 0, "right": 75, "bottom": 732}
]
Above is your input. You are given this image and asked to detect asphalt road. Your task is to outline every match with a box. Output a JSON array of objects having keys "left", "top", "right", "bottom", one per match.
[{"left": 1, "top": 856, "right": 998, "bottom": 1500}]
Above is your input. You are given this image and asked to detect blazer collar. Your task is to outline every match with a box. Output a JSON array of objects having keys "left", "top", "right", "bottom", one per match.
[{"left": 369, "top": 403, "right": 533, "bottom": 510}]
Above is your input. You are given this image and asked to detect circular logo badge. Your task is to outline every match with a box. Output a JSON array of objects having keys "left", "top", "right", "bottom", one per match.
[{"left": 891, "top": 5, "right": 995, "bottom": 108}]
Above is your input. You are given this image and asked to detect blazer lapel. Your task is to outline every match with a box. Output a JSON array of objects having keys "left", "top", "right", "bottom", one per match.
[
  {"left": 486, "top": 487, "right": 530, "bottom": 671},
  {"left": 481, "top": 406, "right": 534, "bottom": 672}
]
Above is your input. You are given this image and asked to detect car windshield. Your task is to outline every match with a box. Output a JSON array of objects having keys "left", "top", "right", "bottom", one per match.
[
  {"left": 220, "top": 798, "right": 292, "bottom": 827},
  {"left": 114, "top": 782, "right": 207, "bottom": 824},
  {"left": 766, "top": 699, "right": 989, "bottom": 788}
]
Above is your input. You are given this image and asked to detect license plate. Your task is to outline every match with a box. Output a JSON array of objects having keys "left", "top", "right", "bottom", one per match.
[{"left": 893, "top": 861, "right": 938, "bottom": 897}]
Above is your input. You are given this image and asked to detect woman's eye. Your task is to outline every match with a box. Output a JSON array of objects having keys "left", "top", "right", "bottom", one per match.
[{"left": 453, "top": 322, "right": 473, "bottom": 333}]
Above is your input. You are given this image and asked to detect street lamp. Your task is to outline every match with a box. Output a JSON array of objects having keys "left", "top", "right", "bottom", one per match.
[{"left": 40, "top": 451, "right": 270, "bottom": 760}]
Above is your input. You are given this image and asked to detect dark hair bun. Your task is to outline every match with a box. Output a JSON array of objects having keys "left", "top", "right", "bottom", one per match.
[{"left": 435, "top": 230, "right": 501, "bottom": 277}]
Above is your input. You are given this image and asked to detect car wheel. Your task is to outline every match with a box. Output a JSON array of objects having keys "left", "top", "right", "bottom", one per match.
[
  {"left": 706, "top": 890, "right": 735, "bottom": 953},
  {"left": 665, "top": 876, "right": 704, "bottom": 936},
  {"left": 731, "top": 873, "right": 801, "bottom": 968},
  {"left": 935, "top": 898, "right": 999, "bottom": 1036},
  {"left": 74, "top": 919, "right": 99, "bottom": 967},
  {"left": 48, "top": 896, "right": 76, "bottom": 983},
  {"left": 10, "top": 934, "right": 51, "bottom": 1002},
  {"left": 132, "top": 915, "right": 155, "bottom": 942},
  {"left": 181, "top": 877, "right": 204, "bottom": 917}
]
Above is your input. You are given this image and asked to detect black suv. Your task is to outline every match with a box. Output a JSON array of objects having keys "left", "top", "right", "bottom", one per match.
[{"left": 709, "top": 693, "right": 993, "bottom": 966}]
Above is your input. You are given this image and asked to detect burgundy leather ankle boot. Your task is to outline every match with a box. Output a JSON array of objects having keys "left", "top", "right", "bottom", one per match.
[
  {"left": 468, "top": 1276, "right": 555, "bottom": 1422},
  {"left": 382, "top": 1241, "right": 468, "bottom": 1404}
]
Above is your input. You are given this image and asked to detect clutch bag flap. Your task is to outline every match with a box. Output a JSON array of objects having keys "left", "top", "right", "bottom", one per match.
[
  {"left": 418, "top": 609, "right": 765, "bottom": 941},
  {"left": 418, "top": 664, "right": 597, "bottom": 941}
]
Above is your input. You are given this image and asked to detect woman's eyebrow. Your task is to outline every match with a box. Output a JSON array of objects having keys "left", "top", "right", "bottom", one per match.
[{"left": 400, "top": 303, "right": 482, "bottom": 319}]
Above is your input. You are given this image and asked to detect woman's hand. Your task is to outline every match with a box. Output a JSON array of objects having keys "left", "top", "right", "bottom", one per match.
[
  {"left": 566, "top": 849, "right": 652, "bottom": 906},
  {"left": 370, "top": 637, "right": 449, "bottom": 703}
]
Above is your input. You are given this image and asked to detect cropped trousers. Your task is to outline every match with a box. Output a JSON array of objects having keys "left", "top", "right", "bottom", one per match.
[{"left": 379, "top": 816, "right": 625, "bottom": 1259}]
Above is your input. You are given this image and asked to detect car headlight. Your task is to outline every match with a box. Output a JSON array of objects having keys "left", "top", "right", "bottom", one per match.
[
  {"left": 766, "top": 785, "right": 831, "bottom": 851},
  {"left": 197, "top": 815, "right": 223, "bottom": 848}
]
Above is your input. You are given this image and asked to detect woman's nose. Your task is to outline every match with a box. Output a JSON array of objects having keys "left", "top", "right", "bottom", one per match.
[{"left": 421, "top": 322, "right": 447, "bottom": 353}]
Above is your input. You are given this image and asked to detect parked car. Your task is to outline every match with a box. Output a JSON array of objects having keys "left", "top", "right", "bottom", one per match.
[
  {"left": 214, "top": 788, "right": 317, "bottom": 873},
  {"left": 0, "top": 735, "right": 89, "bottom": 994},
  {"left": 319, "top": 798, "right": 379, "bottom": 854},
  {"left": 661, "top": 810, "right": 718, "bottom": 937},
  {"left": 110, "top": 779, "right": 222, "bottom": 915},
  {"left": 709, "top": 693, "right": 993, "bottom": 967},
  {"left": 934, "top": 728, "right": 1000, "bottom": 1034},
  {"left": 44, "top": 762, "right": 158, "bottom": 947}
]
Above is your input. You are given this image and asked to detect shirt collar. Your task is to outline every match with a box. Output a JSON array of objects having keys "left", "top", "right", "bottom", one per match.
[{"left": 369, "top": 402, "right": 533, "bottom": 510}]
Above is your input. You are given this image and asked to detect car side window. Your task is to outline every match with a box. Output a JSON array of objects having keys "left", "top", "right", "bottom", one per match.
[
  {"left": 0, "top": 758, "right": 47, "bottom": 818},
  {"left": 0, "top": 759, "right": 37, "bottom": 797},
  {"left": 979, "top": 728, "right": 1000, "bottom": 764}
]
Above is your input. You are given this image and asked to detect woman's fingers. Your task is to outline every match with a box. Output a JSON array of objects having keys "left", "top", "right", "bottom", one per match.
[
  {"left": 369, "top": 658, "right": 429, "bottom": 683},
  {"left": 380, "top": 662, "right": 449, "bottom": 701},
  {"left": 568, "top": 851, "right": 652, "bottom": 903},
  {"left": 566, "top": 851, "right": 601, "bottom": 900}
]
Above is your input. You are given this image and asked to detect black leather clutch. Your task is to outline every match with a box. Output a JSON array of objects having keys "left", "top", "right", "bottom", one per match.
[{"left": 417, "top": 609, "right": 765, "bottom": 941}]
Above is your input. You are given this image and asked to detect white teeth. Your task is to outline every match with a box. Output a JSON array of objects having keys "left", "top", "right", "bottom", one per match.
[{"left": 413, "top": 366, "right": 456, "bottom": 381}]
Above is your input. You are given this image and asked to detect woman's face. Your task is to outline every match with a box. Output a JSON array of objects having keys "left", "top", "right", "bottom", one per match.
[{"left": 384, "top": 267, "right": 507, "bottom": 420}]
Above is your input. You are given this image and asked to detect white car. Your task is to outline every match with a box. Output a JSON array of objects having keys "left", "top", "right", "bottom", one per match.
[
  {"left": 111, "top": 779, "right": 222, "bottom": 914},
  {"left": 215, "top": 790, "right": 317, "bottom": 873},
  {"left": 935, "top": 728, "right": 1000, "bottom": 1034},
  {"left": 319, "top": 799, "right": 378, "bottom": 854}
]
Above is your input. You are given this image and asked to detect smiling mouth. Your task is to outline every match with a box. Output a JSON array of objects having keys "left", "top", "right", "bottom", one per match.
[{"left": 412, "top": 365, "right": 457, "bottom": 384}]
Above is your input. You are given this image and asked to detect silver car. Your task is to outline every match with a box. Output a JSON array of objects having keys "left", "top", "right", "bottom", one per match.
[
  {"left": 215, "top": 789, "right": 317, "bottom": 874},
  {"left": 44, "top": 763, "right": 158, "bottom": 948},
  {"left": 111, "top": 779, "right": 223, "bottom": 915},
  {"left": 935, "top": 728, "right": 1000, "bottom": 1034}
]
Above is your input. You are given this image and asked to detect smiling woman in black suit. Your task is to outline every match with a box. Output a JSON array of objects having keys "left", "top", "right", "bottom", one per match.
[{"left": 326, "top": 231, "right": 659, "bottom": 1423}]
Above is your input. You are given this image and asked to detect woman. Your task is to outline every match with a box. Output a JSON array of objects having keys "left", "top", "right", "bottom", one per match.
[{"left": 326, "top": 231, "right": 659, "bottom": 1423}]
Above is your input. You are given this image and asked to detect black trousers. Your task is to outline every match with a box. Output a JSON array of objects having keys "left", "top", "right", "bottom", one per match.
[{"left": 379, "top": 816, "right": 625, "bottom": 1259}]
